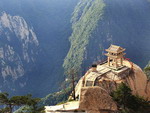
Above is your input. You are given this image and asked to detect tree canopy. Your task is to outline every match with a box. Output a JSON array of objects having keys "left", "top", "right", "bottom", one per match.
[
  {"left": 111, "top": 83, "right": 150, "bottom": 113},
  {"left": 0, "top": 92, "right": 44, "bottom": 113}
]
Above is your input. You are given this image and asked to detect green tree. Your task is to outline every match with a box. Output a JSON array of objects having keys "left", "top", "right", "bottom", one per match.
[
  {"left": 111, "top": 83, "right": 132, "bottom": 110},
  {"left": 144, "top": 66, "right": 150, "bottom": 79},
  {"left": 0, "top": 92, "right": 17, "bottom": 113},
  {"left": 67, "top": 69, "right": 79, "bottom": 100},
  {"left": 0, "top": 92, "right": 44, "bottom": 113},
  {"left": 111, "top": 83, "right": 150, "bottom": 113},
  {"left": 0, "top": 107, "right": 10, "bottom": 113},
  {"left": 26, "top": 97, "right": 45, "bottom": 113}
]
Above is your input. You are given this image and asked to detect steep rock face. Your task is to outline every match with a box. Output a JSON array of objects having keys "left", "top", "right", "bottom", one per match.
[
  {"left": 0, "top": 0, "right": 79, "bottom": 96},
  {"left": 0, "top": 0, "right": 78, "bottom": 96},
  {"left": 63, "top": 0, "right": 150, "bottom": 74},
  {"left": 0, "top": 12, "right": 39, "bottom": 94},
  {"left": 123, "top": 61, "right": 149, "bottom": 98},
  {"left": 79, "top": 87, "right": 117, "bottom": 113},
  {"left": 146, "top": 80, "right": 150, "bottom": 98},
  {"left": 75, "top": 60, "right": 150, "bottom": 100}
]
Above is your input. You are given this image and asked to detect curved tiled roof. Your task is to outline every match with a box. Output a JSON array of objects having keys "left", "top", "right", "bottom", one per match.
[{"left": 106, "top": 44, "right": 125, "bottom": 53}]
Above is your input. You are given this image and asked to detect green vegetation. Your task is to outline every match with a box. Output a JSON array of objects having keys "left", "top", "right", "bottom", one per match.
[
  {"left": 111, "top": 83, "right": 150, "bottom": 113},
  {"left": 15, "top": 88, "right": 71, "bottom": 112},
  {"left": 39, "top": 88, "right": 71, "bottom": 106},
  {"left": 15, "top": 86, "right": 72, "bottom": 112},
  {"left": 0, "top": 92, "right": 44, "bottom": 113},
  {"left": 63, "top": 0, "right": 105, "bottom": 74},
  {"left": 144, "top": 61, "right": 150, "bottom": 79}
]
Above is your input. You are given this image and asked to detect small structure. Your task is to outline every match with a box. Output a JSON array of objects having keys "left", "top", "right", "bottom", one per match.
[
  {"left": 91, "top": 64, "right": 97, "bottom": 72},
  {"left": 105, "top": 45, "right": 126, "bottom": 69}
]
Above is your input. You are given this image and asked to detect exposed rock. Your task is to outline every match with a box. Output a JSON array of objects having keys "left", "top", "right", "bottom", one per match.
[
  {"left": 0, "top": 12, "right": 39, "bottom": 80},
  {"left": 0, "top": 12, "right": 40, "bottom": 93},
  {"left": 79, "top": 87, "right": 117, "bottom": 113},
  {"left": 75, "top": 60, "right": 150, "bottom": 101},
  {"left": 45, "top": 60, "right": 150, "bottom": 113},
  {"left": 123, "top": 61, "right": 150, "bottom": 99}
]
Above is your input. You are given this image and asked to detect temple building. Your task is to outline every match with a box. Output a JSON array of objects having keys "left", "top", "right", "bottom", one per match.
[{"left": 105, "top": 45, "right": 126, "bottom": 69}]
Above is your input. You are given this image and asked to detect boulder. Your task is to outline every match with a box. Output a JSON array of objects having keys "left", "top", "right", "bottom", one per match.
[
  {"left": 79, "top": 86, "right": 117, "bottom": 113},
  {"left": 75, "top": 60, "right": 150, "bottom": 101}
]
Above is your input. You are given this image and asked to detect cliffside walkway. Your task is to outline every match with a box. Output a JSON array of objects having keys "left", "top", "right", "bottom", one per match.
[{"left": 85, "top": 64, "right": 111, "bottom": 86}]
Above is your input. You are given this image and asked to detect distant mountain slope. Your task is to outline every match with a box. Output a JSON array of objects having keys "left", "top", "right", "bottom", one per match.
[
  {"left": 63, "top": 0, "right": 105, "bottom": 74},
  {"left": 0, "top": 0, "right": 78, "bottom": 96},
  {"left": 0, "top": 12, "right": 39, "bottom": 95},
  {"left": 0, "top": 0, "right": 150, "bottom": 97},
  {"left": 63, "top": 0, "right": 150, "bottom": 74}
]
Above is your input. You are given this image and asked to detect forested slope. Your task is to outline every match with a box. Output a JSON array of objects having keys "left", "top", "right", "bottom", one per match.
[{"left": 63, "top": 0, "right": 150, "bottom": 75}]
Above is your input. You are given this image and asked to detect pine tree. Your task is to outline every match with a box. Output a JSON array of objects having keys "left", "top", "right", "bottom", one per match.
[
  {"left": 0, "top": 92, "right": 44, "bottom": 113},
  {"left": 111, "top": 83, "right": 150, "bottom": 113}
]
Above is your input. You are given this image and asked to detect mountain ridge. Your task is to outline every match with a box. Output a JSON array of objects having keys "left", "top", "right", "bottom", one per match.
[
  {"left": 0, "top": 12, "right": 40, "bottom": 95},
  {"left": 0, "top": 0, "right": 150, "bottom": 97},
  {"left": 63, "top": 0, "right": 150, "bottom": 77}
]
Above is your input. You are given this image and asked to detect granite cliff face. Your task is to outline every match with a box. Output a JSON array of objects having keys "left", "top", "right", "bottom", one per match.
[
  {"left": 68, "top": 60, "right": 150, "bottom": 112},
  {"left": 0, "top": 0, "right": 78, "bottom": 96},
  {"left": 0, "top": 12, "right": 39, "bottom": 94},
  {"left": 123, "top": 61, "right": 150, "bottom": 98},
  {"left": 75, "top": 60, "right": 150, "bottom": 101},
  {"left": 44, "top": 59, "right": 150, "bottom": 113},
  {"left": 79, "top": 87, "right": 117, "bottom": 113},
  {"left": 0, "top": 0, "right": 150, "bottom": 97}
]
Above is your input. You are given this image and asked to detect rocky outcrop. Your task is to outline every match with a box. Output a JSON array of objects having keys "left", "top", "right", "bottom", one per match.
[
  {"left": 44, "top": 60, "right": 150, "bottom": 113},
  {"left": 79, "top": 87, "right": 117, "bottom": 113},
  {"left": 75, "top": 60, "right": 150, "bottom": 101},
  {"left": 123, "top": 61, "right": 150, "bottom": 99},
  {"left": 0, "top": 12, "right": 39, "bottom": 92},
  {"left": 0, "top": 12, "right": 39, "bottom": 79},
  {"left": 146, "top": 80, "right": 150, "bottom": 98}
]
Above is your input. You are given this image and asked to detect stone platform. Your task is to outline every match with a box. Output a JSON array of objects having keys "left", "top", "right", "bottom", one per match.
[{"left": 84, "top": 62, "right": 130, "bottom": 87}]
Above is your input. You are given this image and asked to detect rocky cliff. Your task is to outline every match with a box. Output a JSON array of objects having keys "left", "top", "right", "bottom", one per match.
[
  {"left": 44, "top": 59, "right": 150, "bottom": 113},
  {"left": 75, "top": 60, "right": 150, "bottom": 101},
  {"left": 79, "top": 87, "right": 117, "bottom": 113},
  {"left": 0, "top": 12, "right": 39, "bottom": 94},
  {"left": 0, "top": 0, "right": 150, "bottom": 97},
  {"left": 0, "top": 0, "right": 78, "bottom": 96}
]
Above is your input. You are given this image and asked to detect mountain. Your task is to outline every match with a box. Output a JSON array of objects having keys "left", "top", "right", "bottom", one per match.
[
  {"left": 0, "top": 12, "right": 39, "bottom": 92},
  {"left": 0, "top": 12, "right": 40, "bottom": 95},
  {"left": 44, "top": 60, "right": 150, "bottom": 112},
  {"left": 63, "top": 0, "right": 150, "bottom": 75},
  {"left": 0, "top": 0, "right": 150, "bottom": 97},
  {"left": 0, "top": 0, "right": 78, "bottom": 96}
]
